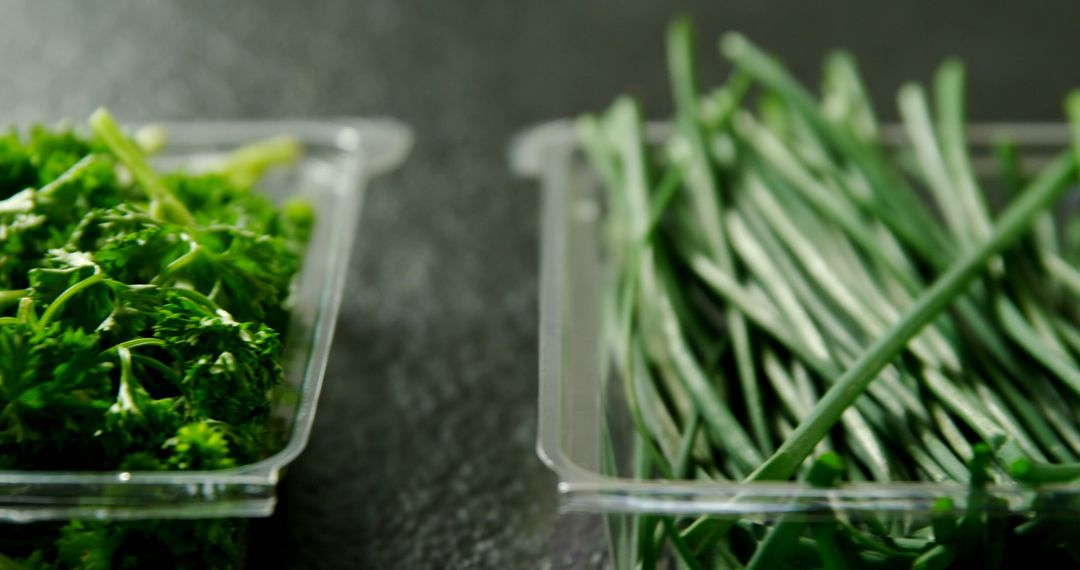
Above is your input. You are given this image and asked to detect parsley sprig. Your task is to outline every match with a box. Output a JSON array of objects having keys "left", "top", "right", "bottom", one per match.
[{"left": 0, "top": 109, "right": 311, "bottom": 568}]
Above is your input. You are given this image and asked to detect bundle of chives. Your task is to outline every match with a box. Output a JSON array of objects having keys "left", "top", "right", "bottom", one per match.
[{"left": 582, "top": 16, "right": 1080, "bottom": 568}]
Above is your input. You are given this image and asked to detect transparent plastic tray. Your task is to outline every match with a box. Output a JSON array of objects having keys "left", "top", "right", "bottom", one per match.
[
  {"left": 0, "top": 118, "right": 412, "bottom": 522},
  {"left": 512, "top": 120, "right": 1079, "bottom": 519}
]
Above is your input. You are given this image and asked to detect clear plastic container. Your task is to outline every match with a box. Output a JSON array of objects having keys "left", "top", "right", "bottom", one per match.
[
  {"left": 0, "top": 118, "right": 412, "bottom": 522},
  {"left": 512, "top": 120, "right": 1079, "bottom": 567}
]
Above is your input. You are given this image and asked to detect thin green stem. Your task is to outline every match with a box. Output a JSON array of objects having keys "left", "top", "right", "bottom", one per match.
[
  {"left": 100, "top": 337, "right": 167, "bottom": 356},
  {"left": 37, "top": 271, "right": 106, "bottom": 330},
  {"left": 114, "top": 346, "right": 140, "bottom": 414},
  {"left": 996, "top": 296, "right": 1080, "bottom": 398},
  {"left": 898, "top": 83, "right": 972, "bottom": 248},
  {"left": 0, "top": 289, "right": 29, "bottom": 311},
  {"left": 747, "top": 452, "right": 844, "bottom": 569},
  {"left": 934, "top": 60, "right": 994, "bottom": 244},
  {"left": 89, "top": 108, "right": 195, "bottom": 227},
  {"left": 661, "top": 516, "right": 706, "bottom": 570},
  {"left": 152, "top": 241, "right": 202, "bottom": 285},
  {"left": 1068, "top": 91, "right": 1080, "bottom": 164},
  {"left": 217, "top": 135, "right": 300, "bottom": 188}
]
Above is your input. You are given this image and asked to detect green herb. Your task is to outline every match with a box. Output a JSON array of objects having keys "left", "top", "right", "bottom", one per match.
[
  {"left": 584, "top": 17, "right": 1080, "bottom": 569},
  {"left": 0, "top": 109, "right": 309, "bottom": 568}
]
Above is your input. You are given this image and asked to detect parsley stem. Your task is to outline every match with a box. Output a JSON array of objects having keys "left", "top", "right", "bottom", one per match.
[
  {"left": 217, "top": 136, "right": 301, "bottom": 188},
  {"left": 89, "top": 108, "right": 196, "bottom": 227},
  {"left": 36, "top": 271, "right": 106, "bottom": 330},
  {"left": 100, "top": 337, "right": 167, "bottom": 355},
  {"left": 0, "top": 289, "right": 28, "bottom": 310},
  {"left": 166, "top": 287, "right": 223, "bottom": 314},
  {"left": 115, "top": 347, "right": 140, "bottom": 413},
  {"left": 152, "top": 242, "right": 202, "bottom": 286}
]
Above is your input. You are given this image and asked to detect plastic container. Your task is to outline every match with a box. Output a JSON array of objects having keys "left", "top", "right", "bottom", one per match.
[
  {"left": 513, "top": 120, "right": 1078, "bottom": 567},
  {"left": 0, "top": 118, "right": 412, "bottom": 522}
]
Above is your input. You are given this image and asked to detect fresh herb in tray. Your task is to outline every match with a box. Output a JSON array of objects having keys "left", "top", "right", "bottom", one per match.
[
  {"left": 0, "top": 110, "right": 310, "bottom": 568},
  {"left": 584, "top": 16, "right": 1080, "bottom": 568}
]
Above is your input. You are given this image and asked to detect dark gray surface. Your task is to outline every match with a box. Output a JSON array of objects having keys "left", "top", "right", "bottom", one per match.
[{"left": 2, "top": 1, "right": 1080, "bottom": 568}]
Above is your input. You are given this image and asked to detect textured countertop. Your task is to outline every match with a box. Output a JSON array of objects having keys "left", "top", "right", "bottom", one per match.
[{"left": 2, "top": 1, "right": 1079, "bottom": 568}]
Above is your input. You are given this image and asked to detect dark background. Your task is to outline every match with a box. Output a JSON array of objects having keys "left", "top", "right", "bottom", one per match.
[{"left": 2, "top": 2, "right": 1079, "bottom": 568}]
